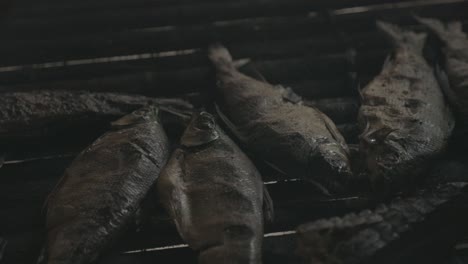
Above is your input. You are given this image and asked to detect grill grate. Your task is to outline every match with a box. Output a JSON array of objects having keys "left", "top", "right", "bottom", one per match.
[{"left": 1, "top": 0, "right": 468, "bottom": 263}]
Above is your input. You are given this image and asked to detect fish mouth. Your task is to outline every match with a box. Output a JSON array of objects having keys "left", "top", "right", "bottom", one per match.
[
  {"left": 365, "top": 143, "right": 404, "bottom": 191},
  {"left": 307, "top": 145, "right": 353, "bottom": 194},
  {"left": 181, "top": 112, "right": 219, "bottom": 147},
  {"left": 193, "top": 112, "right": 216, "bottom": 130}
]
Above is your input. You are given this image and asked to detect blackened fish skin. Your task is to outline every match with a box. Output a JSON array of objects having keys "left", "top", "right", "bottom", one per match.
[
  {"left": 358, "top": 22, "right": 454, "bottom": 191},
  {"left": 157, "top": 112, "right": 265, "bottom": 264},
  {"left": 296, "top": 183, "right": 467, "bottom": 264},
  {"left": 416, "top": 16, "right": 468, "bottom": 127},
  {"left": 208, "top": 44, "right": 351, "bottom": 192},
  {"left": 43, "top": 105, "right": 170, "bottom": 264},
  {"left": 0, "top": 90, "right": 192, "bottom": 143}
]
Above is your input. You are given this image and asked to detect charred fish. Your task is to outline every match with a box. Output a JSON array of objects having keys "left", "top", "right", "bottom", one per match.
[
  {"left": 416, "top": 16, "right": 468, "bottom": 128},
  {"left": 41, "top": 105, "right": 170, "bottom": 264},
  {"left": 157, "top": 112, "right": 271, "bottom": 264},
  {"left": 0, "top": 90, "right": 192, "bottom": 143},
  {"left": 296, "top": 182, "right": 468, "bottom": 264},
  {"left": 208, "top": 44, "right": 352, "bottom": 193},
  {"left": 358, "top": 21, "right": 454, "bottom": 192}
]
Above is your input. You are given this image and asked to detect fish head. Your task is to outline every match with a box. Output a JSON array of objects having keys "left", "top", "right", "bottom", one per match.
[
  {"left": 111, "top": 105, "right": 160, "bottom": 127},
  {"left": 181, "top": 111, "right": 219, "bottom": 147},
  {"left": 359, "top": 126, "right": 402, "bottom": 188}
]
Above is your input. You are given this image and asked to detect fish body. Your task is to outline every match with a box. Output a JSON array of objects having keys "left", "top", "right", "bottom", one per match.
[
  {"left": 43, "top": 106, "right": 170, "bottom": 264},
  {"left": 358, "top": 22, "right": 454, "bottom": 191},
  {"left": 208, "top": 44, "right": 351, "bottom": 192},
  {"left": 157, "top": 112, "right": 267, "bottom": 264},
  {"left": 296, "top": 182, "right": 468, "bottom": 264},
  {"left": 0, "top": 90, "right": 192, "bottom": 143},
  {"left": 416, "top": 17, "right": 468, "bottom": 127}
]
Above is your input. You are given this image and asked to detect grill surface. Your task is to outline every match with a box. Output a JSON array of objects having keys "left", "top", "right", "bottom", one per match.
[{"left": 1, "top": 0, "right": 468, "bottom": 263}]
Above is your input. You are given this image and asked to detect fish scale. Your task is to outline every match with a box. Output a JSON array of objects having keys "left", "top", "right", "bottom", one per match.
[
  {"left": 358, "top": 21, "right": 454, "bottom": 193},
  {"left": 208, "top": 43, "right": 352, "bottom": 193},
  {"left": 416, "top": 16, "right": 468, "bottom": 129},
  {"left": 42, "top": 106, "right": 170, "bottom": 264},
  {"left": 157, "top": 112, "right": 268, "bottom": 264},
  {"left": 296, "top": 183, "right": 468, "bottom": 264}
]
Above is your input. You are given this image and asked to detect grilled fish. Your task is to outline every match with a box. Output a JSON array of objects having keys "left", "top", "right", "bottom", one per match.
[
  {"left": 157, "top": 112, "right": 271, "bottom": 264},
  {"left": 296, "top": 182, "right": 468, "bottom": 264},
  {"left": 208, "top": 44, "right": 352, "bottom": 193},
  {"left": 0, "top": 90, "right": 192, "bottom": 143},
  {"left": 358, "top": 21, "right": 454, "bottom": 192},
  {"left": 415, "top": 16, "right": 468, "bottom": 128},
  {"left": 42, "top": 105, "right": 170, "bottom": 264}
]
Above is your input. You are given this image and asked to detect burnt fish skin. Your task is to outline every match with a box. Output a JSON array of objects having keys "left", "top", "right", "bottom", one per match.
[
  {"left": 296, "top": 182, "right": 468, "bottom": 264},
  {"left": 157, "top": 112, "right": 270, "bottom": 264},
  {"left": 42, "top": 105, "right": 170, "bottom": 264},
  {"left": 358, "top": 22, "right": 454, "bottom": 192},
  {"left": 208, "top": 44, "right": 351, "bottom": 192},
  {"left": 415, "top": 16, "right": 468, "bottom": 128},
  {"left": 0, "top": 90, "right": 192, "bottom": 143}
]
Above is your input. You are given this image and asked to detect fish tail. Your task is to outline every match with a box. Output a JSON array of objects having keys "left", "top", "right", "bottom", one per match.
[
  {"left": 376, "top": 20, "right": 427, "bottom": 53},
  {"left": 208, "top": 43, "right": 235, "bottom": 72}
]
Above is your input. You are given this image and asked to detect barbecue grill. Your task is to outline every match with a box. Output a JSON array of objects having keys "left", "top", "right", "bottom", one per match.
[{"left": 1, "top": 0, "right": 468, "bottom": 263}]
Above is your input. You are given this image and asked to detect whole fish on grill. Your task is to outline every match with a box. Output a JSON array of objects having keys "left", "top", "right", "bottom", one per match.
[
  {"left": 208, "top": 43, "right": 352, "bottom": 193},
  {"left": 415, "top": 16, "right": 468, "bottom": 128},
  {"left": 40, "top": 105, "right": 170, "bottom": 264},
  {"left": 296, "top": 182, "right": 468, "bottom": 264},
  {"left": 157, "top": 112, "right": 272, "bottom": 264},
  {"left": 0, "top": 90, "right": 192, "bottom": 143},
  {"left": 358, "top": 21, "right": 454, "bottom": 192}
]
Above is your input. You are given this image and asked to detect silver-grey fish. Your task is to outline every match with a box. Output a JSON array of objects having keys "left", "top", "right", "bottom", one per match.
[
  {"left": 42, "top": 105, "right": 170, "bottom": 264},
  {"left": 157, "top": 112, "right": 271, "bottom": 264},
  {"left": 296, "top": 182, "right": 467, "bottom": 264},
  {"left": 415, "top": 16, "right": 468, "bottom": 128},
  {"left": 358, "top": 21, "right": 454, "bottom": 192},
  {"left": 208, "top": 44, "right": 351, "bottom": 193}
]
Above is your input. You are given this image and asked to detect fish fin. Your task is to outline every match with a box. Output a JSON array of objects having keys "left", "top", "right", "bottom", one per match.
[
  {"left": 214, "top": 103, "right": 249, "bottom": 144},
  {"left": 435, "top": 64, "right": 458, "bottom": 107},
  {"left": 232, "top": 58, "right": 251, "bottom": 69},
  {"left": 362, "top": 126, "right": 396, "bottom": 145},
  {"left": 414, "top": 16, "right": 450, "bottom": 40},
  {"left": 261, "top": 159, "right": 289, "bottom": 177},
  {"left": 208, "top": 43, "right": 235, "bottom": 72},
  {"left": 376, "top": 20, "right": 427, "bottom": 53},
  {"left": 133, "top": 207, "right": 144, "bottom": 231},
  {"left": 0, "top": 153, "right": 4, "bottom": 169},
  {"left": 158, "top": 104, "right": 193, "bottom": 127},
  {"left": 305, "top": 179, "right": 332, "bottom": 196},
  {"left": 317, "top": 111, "right": 349, "bottom": 153},
  {"left": 262, "top": 185, "right": 275, "bottom": 224},
  {"left": 356, "top": 81, "right": 365, "bottom": 101},
  {"left": 0, "top": 238, "right": 6, "bottom": 263},
  {"left": 277, "top": 85, "right": 303, "bottom": 104},
  {"left": 250, "top": 65, "right": 268, "bottom": 82},
  {"left": 36, "top": 245, "right": 47, "bottom": 264},
  {"left": 157, "top": 151, "right": 187, "bottom": 238},
  {"left": 382, "top": 55, "right": 393, "bottom": 69},
  {"left": 152, "top": 98, "right": 194, "bottom": 112}
]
